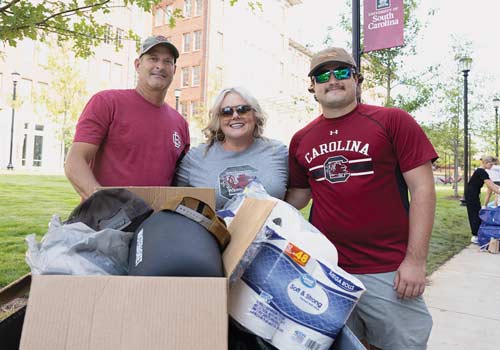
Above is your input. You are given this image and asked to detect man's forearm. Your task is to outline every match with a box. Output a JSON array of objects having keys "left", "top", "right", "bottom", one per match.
[
  {"left": 405, "top": 186, "right": 436, "bottom": 264},
  {"left": 65, "top": 158, "right": 100, "bottom": 200}
]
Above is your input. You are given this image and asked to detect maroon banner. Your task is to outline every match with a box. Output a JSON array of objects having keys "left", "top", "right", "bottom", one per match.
[{"left": 363, "top": 0, "right": 404, "bottom": 52}]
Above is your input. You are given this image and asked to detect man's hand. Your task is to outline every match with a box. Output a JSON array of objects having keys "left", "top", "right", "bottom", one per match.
[
  {"left": 285, "top": 187, "right": 312, "bottom": 210},
  {"left": 394, "top": 257, "right": 426, "bottom": 299}
]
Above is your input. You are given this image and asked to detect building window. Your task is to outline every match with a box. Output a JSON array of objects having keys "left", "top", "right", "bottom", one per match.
[
  {"left": 22, "top": 134, "right": 27, "bottom": 166},
  {"left": 217, "top": 31, "right": 223, "bottom": 50},
  {"left": 33, "top": 135, "right": 43, "bottom": 167},
  {"left": 37, "top": 81, "right": 48, "bottom": 95},
  {"left": 115, "top": 28, "right": 124, "bottom": 48},
  {"left": 192, "top": 66, "right": 200, "bottom": 86},
  {"left": 194, "top": 0, "right": 202, "bottom": 16},
  {"left": 180, "top": 102, "right": 188, "bottom": 118},
  {"left": 19, "top": 78, "right": 33, "bottom": 102},
  {"left": 111, "top": 63, "right": 123, "bottom": 88},
  {"left": 216, "top": 66, "right": 223, "bottom": 89},
  {"left": 155, "top": 8, "right": 163, "bottom": 26},
  {"left": 164, "top": 5, "right": 173, "bottom": 24},
  {"left": 102, "top": 59, "right": 112, "bottom": 82},
  {"left": 182, "top": 33, "right": 191, "bottom": 53},
  {"left": 34, "top": 124, "right": 44, "bottom": 131},
  {"left": 190, "top": 101, "right": 199, "bottom": 117},
  {"left": 181, "top": 67, "right": 190, "bottom": 87},
  {"left": 103, "top": 24, "right": 112, "bottom": 44},
  {"left": 184, "top": 0, "right": 192, "bottom": 18},
  {"left": 193, "top": 30, "right": 202, "bottom": 51}
]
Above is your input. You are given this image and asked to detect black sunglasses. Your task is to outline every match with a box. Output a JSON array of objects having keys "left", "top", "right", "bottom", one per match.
[{"left": 220, "top": 105, "right": 254, "bottom": 116}]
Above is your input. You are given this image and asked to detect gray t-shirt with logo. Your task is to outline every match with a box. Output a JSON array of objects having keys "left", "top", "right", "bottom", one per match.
[{"left": 175, "top": 138, "right": 288, "bottom": 209}]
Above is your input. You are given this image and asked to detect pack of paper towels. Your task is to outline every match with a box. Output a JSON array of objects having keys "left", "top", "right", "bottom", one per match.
[{"left": 221, "top": 187, "right": 365, "bottom": 350}]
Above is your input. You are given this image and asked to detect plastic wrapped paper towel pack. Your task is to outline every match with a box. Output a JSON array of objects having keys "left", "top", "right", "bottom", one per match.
[{"left": 218, "top": 182, "right": 365, "bottom": 350}]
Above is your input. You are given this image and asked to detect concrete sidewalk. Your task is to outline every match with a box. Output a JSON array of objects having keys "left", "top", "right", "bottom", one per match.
[{"left": 425, "top": 244, "right": 500, "bottom": 350}]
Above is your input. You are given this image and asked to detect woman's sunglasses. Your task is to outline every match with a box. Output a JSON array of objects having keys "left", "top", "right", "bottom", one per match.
[
  {"left": 313, "top": 67, "right": 354, "bottom": 84},
  {"left": 220, "top": 105, "right": 253, "bottom": 116}
]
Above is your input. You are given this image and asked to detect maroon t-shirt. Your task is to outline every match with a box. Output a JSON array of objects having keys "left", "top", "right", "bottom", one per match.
[
  {"left": 289, "top": 104, "right": 438, "bottom": 274},
  {"left": 74, "top": 89, "right": 190, "bottom": 186}
]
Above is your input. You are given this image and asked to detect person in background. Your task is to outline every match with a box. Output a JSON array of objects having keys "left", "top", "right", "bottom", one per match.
[
  {"left": 483, "top": 160, "right": 500, "bottom": 207},
  {"left": 175, "top": 87, "right": 288, "bottom": 209},
  {"left": 466, "top": 156, "right": 500, "bottom": 244},
  {"left": 65, "top": 36, "right": 189, "bottom": 199},
  {"left": 286, "top": 47, "right": 437, "bottom": 350}
]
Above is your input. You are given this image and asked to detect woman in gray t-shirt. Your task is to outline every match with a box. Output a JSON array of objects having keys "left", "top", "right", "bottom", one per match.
[{"left": 175, "top": 87, "right": 288, "bottom": 209}]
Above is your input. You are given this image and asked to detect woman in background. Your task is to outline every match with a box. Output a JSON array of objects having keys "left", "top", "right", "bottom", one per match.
[{"left": 466, "top": 156, "right": 500, "bottom": 244}]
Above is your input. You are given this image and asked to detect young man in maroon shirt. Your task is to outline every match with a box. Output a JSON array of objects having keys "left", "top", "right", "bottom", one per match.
[{"left": 286, "top": 47, "right": 438, "bottom": 350}]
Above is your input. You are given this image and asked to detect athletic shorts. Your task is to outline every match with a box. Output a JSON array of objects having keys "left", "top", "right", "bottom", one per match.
[{"left": 346, "top": 271, "right": 433, "bottom": 350}]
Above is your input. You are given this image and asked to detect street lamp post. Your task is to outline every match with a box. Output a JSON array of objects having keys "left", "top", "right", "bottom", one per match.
[
  {"left": 174, "top": 88, "right": 181, "bottom": 111},
  {"left": 7, "top": 72, "right": 20, "bottom": 170},
  {"left": 459, "top": 56, "right": 472, "bottom": 204},
  {"left": 494, "top": 97, "right": 500, "bottom": 158}
]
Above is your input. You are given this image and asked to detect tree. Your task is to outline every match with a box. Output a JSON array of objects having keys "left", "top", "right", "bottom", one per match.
[
  {"left": 340, "top": 0, "right": 436, "bottom": 113},
  {"left": 0, "top": 0, "right": 169, "bottom": 58},
  {"left": 34, "top": 41, "right": 88, "bottom": 166},
  {"left": 0, "top": 0, "right": 259, "bottom": 58},
  {"left": 422, "top": 36, "right": 495, "bottom": 198}
]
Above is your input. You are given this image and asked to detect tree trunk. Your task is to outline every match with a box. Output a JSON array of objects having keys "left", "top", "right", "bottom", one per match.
[{"left": 453, "top": 138, "right": 459, "bottom": 198}]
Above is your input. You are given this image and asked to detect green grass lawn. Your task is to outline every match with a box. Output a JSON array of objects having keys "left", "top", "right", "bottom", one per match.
[
  {"left": 427, "top": 186, "right": 470, "bottom": 273},
  {"left": 299, "top": 185, "right": 470, "bottom": 275},
  {"left": 0, "top": 175, "right": 469, "bottom": 288},
  {"left": 0, "top": 174, "right": 80, "bottom": 287}
]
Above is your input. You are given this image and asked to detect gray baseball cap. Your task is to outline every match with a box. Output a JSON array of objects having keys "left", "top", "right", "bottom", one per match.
[{"left": 139, "top": 35, "right": 179, "bottom": 60}]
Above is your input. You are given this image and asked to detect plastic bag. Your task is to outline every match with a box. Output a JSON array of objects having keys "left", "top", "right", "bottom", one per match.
[
  {"left": 478, "top": 222, "right": 500, "bottom": 249},
  {"left": 25, "top": 215, "right": 133, "bottom": 275},
  {"left": 479, "top": 207, "right": 500, "bottom": 226}
]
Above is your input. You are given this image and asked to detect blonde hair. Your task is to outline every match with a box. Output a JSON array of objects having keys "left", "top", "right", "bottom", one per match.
[
  {"left": 203, "top": 87, "right": 266, "bottom": 149},
  {"left": 481, "top": 156, "right": 497, "bottom": 164}
]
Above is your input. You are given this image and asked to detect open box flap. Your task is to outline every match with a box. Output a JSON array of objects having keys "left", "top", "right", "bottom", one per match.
[
  {"left": 0, "top": 273, "right": 31, "bottom": 306},
  {"left": 223, "top": 198, "right": 277, "bottom": 277}
]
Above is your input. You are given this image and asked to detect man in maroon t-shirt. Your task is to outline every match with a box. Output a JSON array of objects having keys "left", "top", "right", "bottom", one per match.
[
  {"left": 286, "top": 47, "right": 438, "bottom": 349},
  {"left": 65, "top": 36, "right": 189, "bottom": 199}
]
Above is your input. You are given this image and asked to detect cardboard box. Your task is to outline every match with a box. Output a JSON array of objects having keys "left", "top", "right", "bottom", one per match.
[
  {"left": 21, "top": 276, "right": 228, "bottom": 349},
  {"left": 14, "top": 187, "right": 365, "bottom": 350}
]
